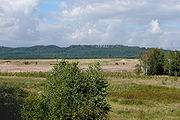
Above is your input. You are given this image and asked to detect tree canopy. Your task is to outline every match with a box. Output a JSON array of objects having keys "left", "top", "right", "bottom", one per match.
[
  {"left": 139, "top": 48, "right": 164, "bottom": 75},
  {"left": 138, "top": 48, "right": 180, "bottom": 76}
]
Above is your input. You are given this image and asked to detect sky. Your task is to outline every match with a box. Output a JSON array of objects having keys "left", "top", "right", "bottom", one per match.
[{"left": 0, "top": 0, "right": 180, "bottom": 49}]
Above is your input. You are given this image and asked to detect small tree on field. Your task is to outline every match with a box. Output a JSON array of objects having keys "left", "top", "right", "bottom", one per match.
[
  {"left": 23, "top": 61, "right": 111, "bottom": 119},
  {"left": 53, "top": 54, "right": 56, "bottom": 59}
]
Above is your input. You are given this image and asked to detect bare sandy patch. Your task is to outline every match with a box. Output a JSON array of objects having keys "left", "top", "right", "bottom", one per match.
[{"left": 0, "top": 59, "right": 139, "bottom": 72}]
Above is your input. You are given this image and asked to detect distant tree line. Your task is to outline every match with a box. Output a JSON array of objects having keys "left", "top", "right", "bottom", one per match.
[
  {"left": 137, "top": 48, "right": 180, "bottom": 76},
  {"left": 0, "top": 45, "right": 147, "bottom": 59}
]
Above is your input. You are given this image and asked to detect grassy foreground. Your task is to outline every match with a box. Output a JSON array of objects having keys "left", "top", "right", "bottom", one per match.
[{"left": 0, "top": 72, "right": 180, "bottom": 120}]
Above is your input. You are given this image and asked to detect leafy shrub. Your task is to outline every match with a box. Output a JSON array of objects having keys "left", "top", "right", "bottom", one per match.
[
  {"left": 0, "top": 86, "right": 28, "bottom": 120},
  {"left": 22, "top": 61, "right": 111, "bottom": 119},
  {"left": 134, "top": 64, "right": 142, "bottom": 75},
  {"left": 23, "top": 61, "right": 29, "bottom": 65},
  {"left": 22, "top": 93, "right": 47, "bottom": 120},
  {"left": 115, "top": 62, "right": 119, "bottom": 65}
]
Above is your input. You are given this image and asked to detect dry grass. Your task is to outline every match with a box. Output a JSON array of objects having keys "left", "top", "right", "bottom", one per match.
[
  {"left": 108, "top": 76, "right": 180, "bottom": 89},
  {"left": 108, "top": 73, "right": 180, "bottom": 120}
]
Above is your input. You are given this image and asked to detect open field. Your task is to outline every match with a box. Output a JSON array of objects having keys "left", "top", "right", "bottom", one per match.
[
  {"left": 0, "top": 59, "right": 138, "bottom": 72},
  {"left": 0, "top": 73, "right": 180, "bottom": 119},
  {"left": 0, "top": 59, "right": 180, "bottom": 119}
]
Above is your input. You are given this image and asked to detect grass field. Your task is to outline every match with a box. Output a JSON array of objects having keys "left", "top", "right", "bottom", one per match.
[{"left": 0, "top": 59, "right": 180, "bottom": 120}]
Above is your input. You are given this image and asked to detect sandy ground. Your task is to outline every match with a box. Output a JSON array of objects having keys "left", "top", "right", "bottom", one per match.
[
  {"left": 0, "top": 59, "right": 138, "bottom": 72},
  {"left": 0, "top": 64, "right": 52, "bottom": 72}
]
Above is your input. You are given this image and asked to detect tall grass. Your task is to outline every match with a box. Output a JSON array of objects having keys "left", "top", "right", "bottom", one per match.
[
  {"left": 104, "top": 72, "right": 176, "bottom": 80},
  {"left": 109, "top": 84, "right": 180, "bottom": 103},
  {"left": 0, "top": 72, "right": 49, "bottom": 78}
]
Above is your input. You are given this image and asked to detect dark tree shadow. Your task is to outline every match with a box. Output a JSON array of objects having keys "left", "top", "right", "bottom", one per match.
[{"left": 0, "top": 86, "right": 27, "bottom": 120}]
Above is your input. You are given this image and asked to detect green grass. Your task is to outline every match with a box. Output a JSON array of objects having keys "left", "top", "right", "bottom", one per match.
[
  {"left": 0, "top": 76, "right": 46, "bottom": 92},
  {"left": 104, "top": 72, "right": 165, "bottom": 79},
  {"left": 109, "top": 84, "right": 180, "bottom": 103},
  {"left": 0, "top": 71, "right": 169, "bottom": 79},
  {"left": 0, "top": 72, "right": 180, "bottom": 119},
  {"left": 107, "top": 74, "right": 180, "bottom": 120},
  {"left": 0, "top": 72, "right": 49, "bottom": 78}
]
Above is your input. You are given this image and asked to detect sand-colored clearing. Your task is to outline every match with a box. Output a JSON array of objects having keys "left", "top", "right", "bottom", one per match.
[{"left": 0, "top": 59, "right": 139, "bottom": 72}]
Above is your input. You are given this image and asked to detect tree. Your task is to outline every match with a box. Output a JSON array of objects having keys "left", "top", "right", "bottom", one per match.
[
  {"left": 164, "top": 50, "right": 180, "bottom": 76},
  {"left": 134, "top": 64, "right": 142, "bottom": 75},
  {"left": 23, "top": 61, "right": 111, "bottom": 119},
  {"left": 53, "top": 54, "right": 56, "bottom": 59},
  {"left": 139, "top": 48, "right": 165, "bottom": 75}
]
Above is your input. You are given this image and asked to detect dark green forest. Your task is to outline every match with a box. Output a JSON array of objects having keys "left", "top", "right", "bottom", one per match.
[{"left": 0, "top": 45, "right": 147, "bottom": 59}]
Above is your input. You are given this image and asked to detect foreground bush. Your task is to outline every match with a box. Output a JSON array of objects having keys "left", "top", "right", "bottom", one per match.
[{"left": 23, "top": 61, "right": 110, "bottom": 119}]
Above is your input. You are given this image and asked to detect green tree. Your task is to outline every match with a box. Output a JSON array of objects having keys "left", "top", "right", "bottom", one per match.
[
  {"left": 164, "top": 50, "right": 180, "bottom": 76},
  {"left": 23, "top": 61, "right": 111, "bottom": 119},
  {"left": 134, "top": 64, "right": 142, "bottom": 75},
  {"left": 53, "top": 54, "right": 56, "bottom": 59},
  {"left": 139, "top": 48, "right": 164, "bottom": 75},
  {"left": 53, "top": 54, "right": 57, "bottom": 59}
]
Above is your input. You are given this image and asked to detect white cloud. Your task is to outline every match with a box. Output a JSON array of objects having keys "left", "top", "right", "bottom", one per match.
[
  {"left": 1, "top": 0, "right": 180, "bottom": 50},
  {"left": 55, "top": 0, "right": 180, "bottom": 49},
  {"left": 150, "top": 20, "right": 161, "bottom": 34},
  {"left": 0, "top": 0, "right": 40, "bottom": 46}
]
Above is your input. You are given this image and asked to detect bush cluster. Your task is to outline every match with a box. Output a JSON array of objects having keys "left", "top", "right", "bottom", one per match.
[{"left": 22, "top": 61, "right": 110, "bottom": 119}]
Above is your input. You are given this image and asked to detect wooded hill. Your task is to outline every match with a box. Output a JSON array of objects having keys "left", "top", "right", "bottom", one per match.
[{"left": 0, "top": 45, "right": 147, "bottom": 59}]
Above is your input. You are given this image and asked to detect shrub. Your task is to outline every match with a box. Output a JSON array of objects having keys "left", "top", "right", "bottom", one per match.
[
  {"left": 23, "top": 61, "right": 29, "bottom": 65},
  {"left": 23, "top": 61, "right": 111, "bottom": 119},
  {"left": 115, "top": 62, "right": 119, "bottom": 65},
  {"left": 134, "top": 64, "right": 142, "bottom": 75},
  {"left": 0, "top": 86, "right": 28, "bottom": 120}
]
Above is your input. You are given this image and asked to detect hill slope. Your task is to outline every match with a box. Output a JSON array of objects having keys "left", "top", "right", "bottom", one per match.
[{"left": 0, "top": 45, "right": 147, "bottom": 59}]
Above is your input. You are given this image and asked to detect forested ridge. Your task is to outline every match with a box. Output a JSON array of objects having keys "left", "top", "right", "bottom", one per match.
[{"left": 0, "top": 45, "right": 147, "bottom": 59}]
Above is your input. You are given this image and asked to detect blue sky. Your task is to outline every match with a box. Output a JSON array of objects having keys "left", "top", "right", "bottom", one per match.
[
  {"left": 38, "top": 0, "right": 63, "bottom": 23},
  {"left": 39, "top": 0, "right": 180, "bottom": 29},
  {"left": 1, "top": 0, "right": 180, "bottom": 49}
]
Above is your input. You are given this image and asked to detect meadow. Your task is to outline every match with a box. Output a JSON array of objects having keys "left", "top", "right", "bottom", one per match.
[{"left": 0, "top": 59, "right": 180, "bottom": 120}]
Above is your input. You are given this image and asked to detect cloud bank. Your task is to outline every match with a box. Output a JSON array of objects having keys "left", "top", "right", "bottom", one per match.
[{"left": 1, "top": 0, "right": 180, "bottom": 49}]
